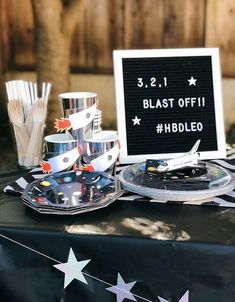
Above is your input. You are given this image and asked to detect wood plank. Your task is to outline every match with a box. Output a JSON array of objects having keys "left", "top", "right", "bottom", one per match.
[
  {"left": 124, "top": 0, "right": 164, "bottom": 48},
  {"left": 10, "top": 0, "right": 35, "bottom": 67},
  {"left": 4, "top": 0, "right": 235, "bottom": 78},
  {"left": 0, "top": 0, "right": 11, "bottom": 144},
  {"left": 70, "top": 2, "right": 87, "bottom": 69},
  {"left": 163, "top": 0, "right": 205, "bottom": 47},
  {"left": 205, "top": 0, "right": 235, "bottom": 77},
  {"left": 85, "top": 0, "right": 124, "bottom": 72},
  {"left": 0, "top": 0, "right": 11, "bottom": 72}
]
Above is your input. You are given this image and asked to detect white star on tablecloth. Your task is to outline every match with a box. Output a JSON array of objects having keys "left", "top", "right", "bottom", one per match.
[
  {"left": 106, "top": 273, "right": 137, "bottom": 302},
  {"left": 158, "top": 290, "right": 189, "bottom": 302},
  {"left": 188, "top": 76, "right": 197, "bottom": 86},
  {"left": 132, "top": 116, "right": 141, "bottom": 125},
  {"left": 53, "top": 248, "right": 90, "bottom": 288}
]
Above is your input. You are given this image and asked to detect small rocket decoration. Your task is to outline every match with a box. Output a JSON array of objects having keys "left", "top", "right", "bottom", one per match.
[
  {"left": 55, "top": 104, "right": 97, "bottom": 132},
  {"left": 88, "top": 143, "right": 120, "bottom": 172},
  {"left": 41, "top": 146, "right": 82, "bottom": 174}
]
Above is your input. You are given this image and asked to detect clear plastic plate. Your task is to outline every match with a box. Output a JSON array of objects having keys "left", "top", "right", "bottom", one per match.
[{"left": 119, "top": 162, "right": 235, "bottom": 201}]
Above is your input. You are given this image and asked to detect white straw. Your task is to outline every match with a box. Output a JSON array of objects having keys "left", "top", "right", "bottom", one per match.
[
  {"left": 29, "top": 82, "right": 34, "bottom": 103},
  {"left": 45, "top": 82, "right": 51, "bottom": 101},
  {"left": 24, "top": 81, "right": 32, "bottom": 114},
  {"left": 34, "top": 83, "right": 37, "bottom": 100},
  {"left": 5, "top": 82, "right": 12, "bottom": 101},
  {"left": 20, "top": 80, "right": 29, "bottom": 119},
  {"left": 9, "top": 81, "right": 16, "bottom": 100},
  {"left": 42, "top": 82, "right": 46, "bottom": 99}
]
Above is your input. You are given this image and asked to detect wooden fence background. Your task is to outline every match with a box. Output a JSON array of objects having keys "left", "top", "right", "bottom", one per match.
[{"left": 1, "top": 0, "right": 235, "bottom": 76}]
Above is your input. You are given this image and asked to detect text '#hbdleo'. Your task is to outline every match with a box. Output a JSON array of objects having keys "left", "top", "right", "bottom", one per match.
[{"left": 156, "top": 122, "right": 203, "bottom": 134}]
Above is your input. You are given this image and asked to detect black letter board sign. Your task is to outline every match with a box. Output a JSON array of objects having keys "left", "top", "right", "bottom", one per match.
[{"left": 113, "top": 48, "right": 226, "bottom": 164}]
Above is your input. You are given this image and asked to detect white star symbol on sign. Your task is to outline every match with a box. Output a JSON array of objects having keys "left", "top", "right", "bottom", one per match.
[
  {"left": 53, "top": 248, "right": 91, "bottom": 288},
  {"left": 188, "top": 76, "right": 197, "bottom": 86},
  {"left": 158, "top": 290, "right": 189, "bottom": 302},
  {"left": 132, "top": 116, "right": 141, "bottom": 125},
  {"left": 106, "top": 273, "right": 137, "bottom": 302}
]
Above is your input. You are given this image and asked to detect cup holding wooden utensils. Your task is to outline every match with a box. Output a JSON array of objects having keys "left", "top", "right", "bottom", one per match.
[{"left": 5, "top": 80, "right": 51, "bottom": 168}]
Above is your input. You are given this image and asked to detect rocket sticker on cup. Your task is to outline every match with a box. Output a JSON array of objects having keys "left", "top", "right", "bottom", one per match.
[
  {"left": 41, "top": 145, "right": 82, "bottom": 173},
  {"left": 55, "top": 104, "right": 97, "bottom": 132},
  {"left": 88, "top": 144, "right": 120, "bottom": 172}
]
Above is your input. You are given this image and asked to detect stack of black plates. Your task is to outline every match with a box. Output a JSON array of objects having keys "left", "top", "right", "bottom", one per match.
[{"left": 21, "top": 171, "right": 122, "bottom": 215}]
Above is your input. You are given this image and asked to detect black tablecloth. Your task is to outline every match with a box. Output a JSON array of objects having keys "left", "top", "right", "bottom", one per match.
[{"left": 0, "top": 166, "right": 235, "bottom": 302}]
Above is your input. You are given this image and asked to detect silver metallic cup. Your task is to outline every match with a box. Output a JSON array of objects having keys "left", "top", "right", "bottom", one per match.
[
  {"left": 44, "top": 133, "right": 77, "bottom": 160},
  {"left": 85, "top": 131, "right": 119, "bottom": 175},
  {"left": 59, "top": 92, "right": 98, "bottom": 148}
]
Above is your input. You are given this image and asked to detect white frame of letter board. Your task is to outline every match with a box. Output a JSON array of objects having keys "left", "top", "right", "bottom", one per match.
[{"left": 113, "top": 48, "right": 226, "bottom": 164}]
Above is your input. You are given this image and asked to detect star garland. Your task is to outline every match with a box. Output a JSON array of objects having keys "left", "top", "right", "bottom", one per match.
[
  {"left": 0, "top": 233, "right": 189, "bottom": 302},
  {"left": 158, "top": 290, "right": 189, "bottom": 302},
  {"left": 106, "top": 273, "right": 137, "bottom": 302},
  {"left": 53, "top": 248, "right": 91, "bottom": 288}
]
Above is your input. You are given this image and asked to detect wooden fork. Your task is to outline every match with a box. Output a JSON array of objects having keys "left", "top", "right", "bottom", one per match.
[
  {"left": 24, "top": 99, "right": 47, "bottom": 167},
  {"left": 7, "top": 100, "right": 29, "bottom": 166}
]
